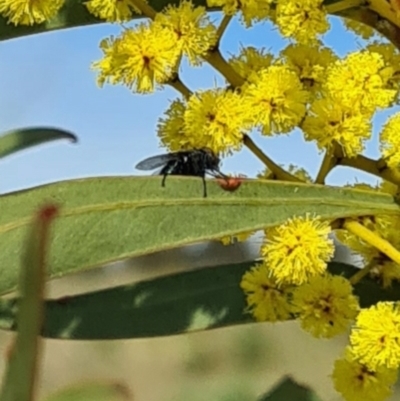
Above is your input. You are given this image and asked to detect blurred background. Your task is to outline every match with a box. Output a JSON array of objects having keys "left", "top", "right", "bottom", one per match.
[
  {"left": 1, "top": 10, "right": 399, "bottom": 401},
  {"left": 0, "top": 238, "right": 361, "bottom": 401}
]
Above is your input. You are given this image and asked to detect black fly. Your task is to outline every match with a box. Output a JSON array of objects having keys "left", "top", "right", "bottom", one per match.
[{"left": 135, "top": 148, "right": 226, "bottom": 197}]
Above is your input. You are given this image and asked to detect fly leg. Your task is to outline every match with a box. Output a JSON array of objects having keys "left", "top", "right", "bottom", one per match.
[
  {"left": 202, "top": 175, "right": 207, "bottom": 198},
  {"left": 160, "top": 160, "right": 177, "bottom": 188},
  {"left": 161, "top": 174, "right": 168, "bottom": 187},
  {"left": 214, "top": 169, "right": 229, "bottom": 180}
]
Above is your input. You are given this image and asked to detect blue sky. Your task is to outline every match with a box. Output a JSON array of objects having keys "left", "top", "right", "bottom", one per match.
[{"left": 0, "top": 13, "right": 395, "bottom": 193}]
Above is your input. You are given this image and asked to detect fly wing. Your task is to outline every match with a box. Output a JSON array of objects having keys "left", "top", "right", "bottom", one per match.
[
  {"left": 151, "top": 167, "right": 164, "bottom": 176},
  {"left": 135, "top": 153, "right": 175, "bottom": 170}
]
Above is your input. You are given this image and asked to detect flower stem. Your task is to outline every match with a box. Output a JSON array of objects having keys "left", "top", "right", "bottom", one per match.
[
  {"left": 205, "top": 49, "right": 245, "bottom": 87},
  {"left": 368, "top": 0, "right": 400, "bottom": 29},
  {"left": 336, "top": 153, "right": 400, "bottom": 186},
  {"left": 344, "top": 219, "right": 400, "bottom": 265},
  {"left": 349, "top": 259, "right": 377, "bottom": 285},
  {"left": 167, "top": 76, "right": 192, "bottom": 99},
  {"left": 315, "top": 149, "right": 337, "bottom": 184},
  {"left": 243, "top": 135, "right": 302, "bottom": 182},
  {"left": 336, "top": 6, "right": 400, "bottom": 50},
  {"left": 216, "top": 14, "right": 233, "bottom": 45},
  {"left": 130, "top": 0, "right": 157, "bottom": 19},
  {"left": 325, "top": 0, "right": 363, "bottom": 14}
]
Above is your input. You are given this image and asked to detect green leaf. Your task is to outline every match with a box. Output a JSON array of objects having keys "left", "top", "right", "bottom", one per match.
[
  {"left": 0, "top": 205, "right": 59, "bottom": 401},
  {"left": 0, "top": 176, "right": 398, "bottom": 295},
  {"left": 43, "top": 382, "right": 132, "bottom": 401},
  {"left": 259, "top": 377, "right": 322, "bottom": 401},
  {"left": 0, "top": 0, "right": 363, "bottom": 42},
  {"left": 0, "top": 127, "right": 77, "bottom": 159},
  {"left": 0, "top": 261, "right": 398, "bottom": 340}
]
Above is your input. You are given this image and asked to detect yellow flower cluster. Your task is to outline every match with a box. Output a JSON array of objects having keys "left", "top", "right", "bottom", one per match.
[
  {"left": 261, "top": 215, "right": 334, "bottom": 285},
  {"left": 6, "top": 0, "right": 400, "bottom": 400},
  {"left": 93, "top": 24, "right": 180, "bottom": 93},
  {"left": 279, "top": 43, "right": 336, "bottom": 96},
  {"left": 92, "top": 2, "right": 217, "bottom": 93},
  {"left": 242, "top": 65, "right": 309, "bottom": 135},
  {"left": 240, "top": 215, "right": 359, "bottom": 339},
  {"left": 154, "top": 1, "right": 217, "bottom": 66},
  {"left": 82, "top": 1, "right": 400, "bottom": 400},
  {"left": 323, "top": 51, "right": 396, "bottom": 116},
  {"left": 275, "top": 0, "right": 329, "bottom": 45},
  {"left": 330, "top": 302, "right": 400, "bottom": 401},
  {"left": 374, "top": 43, "right": 400, "bottom": 170},
  {"left": 241, "top": 211, "right": 400, "bottom": 400},
  {"left": 240, "top": 264, "right": 293, "bottom": 322},
  {"left": 350, "top": 302, "right": 400, "bottom": 371},
  {"left": 228, "top": 46, "right": 273, "bottom": 83},
  {"left": 156, "top": 42, "right": 400, "bottom": 159},
  {"left": 83, "top": 0, "right": 400, "bottom": 162},
  {"left": 84, "top": 0, "right": 142, "bottom": 22},
  {"left": 207, "top": 0, "right": 273, "bottom": 27},
  {"left": 332, "top": 348, "right": 398, "bottom": 401},
  {"left": 292, "top": 275, "right": 359, "bottom": 338},
  {"left": 158, "top": 89, "right": 254, "bottom": 155},
  {"left": 302, "top": 49, "right": 399, "bottom": 157},
  {"left": 302, "top": 98, "right": 372, "bottom": 158},
  {"left": 0, "top": 0, "right": 64, "bottom": 25},
  {"left": 158, "top": 62, "right": 310, "bottom": 155},
  {"left": 380, "top": 112, "right": 400, "bottom": 170}
]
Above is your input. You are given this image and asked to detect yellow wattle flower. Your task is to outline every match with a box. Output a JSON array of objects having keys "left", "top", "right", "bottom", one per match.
[
  {"left": 154, "top": 0, "right": 217, "bottom": 66},
  {"left": 292, "top": 274, "right": 359, "bottom": 338},
  {"left": 84, "top": 0, "right": 142, "bottom": 22},
  {"left": 275, "top": 0, "right": 329, "bottom": 44},
  {"left": 240, "top": 263, "right": 294, "bottom": 322},
  {"left": 261, "top": 215, "right": 334, "bottom": 285},
  {"left": 332, "top": 347, "right": 398, "bottom": 401},
  {"left": 350, "top": 302, "right": 400, "bottom": 371},
  {"left": 0, "top": 0, "right": 64, "bottom": 25},
  {"left": 92, "top": 23, "right": 181, "bottom": 94},
  {"left": 242, "top": 65, "right": 309, "bottom": 135}
]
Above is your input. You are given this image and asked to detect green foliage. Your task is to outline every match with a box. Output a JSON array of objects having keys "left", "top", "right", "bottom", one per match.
[
  {"left": 259, "top": 377, "right": 322, "bottom": 401},
  {"left": 0, "top": 176, "right": 398, "bottom": 295},
  {"left": 0, "top": 1, "right": 398, "bottom": 400},
  {"left": 0, "top": 205, "right": 58, "bottom": 401},
  {"left": 0, "top": 127, "right": 77, "bottom": 160},
  {"left": 0, "top": 262, "right": 398, "bottom": 340}
]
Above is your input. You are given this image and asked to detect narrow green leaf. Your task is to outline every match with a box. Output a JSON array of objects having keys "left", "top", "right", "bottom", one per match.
[
  {"left": 0, "top": 260, "right": 251, "bottom": 340},
  {"left": 0, "top": 0, "right": 363, "bottom": 41},
  {"left": 43, "top": 382, "right": 132, "bottom": 401},
  {"left": 259, "top": 377, "right": 322, "bottom": 401},
  {"left": 0, "top": 205, "right": 58, "bottom": 401},
  {"left": 0, "top": 261, "right": 398, "bottom": 340},
  {"left": 0, "top": 176, "right": 398, "bottom": 295},
  {"left": 0, "top": 128, "right": 77, "bottom": 159}
]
